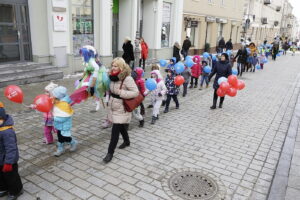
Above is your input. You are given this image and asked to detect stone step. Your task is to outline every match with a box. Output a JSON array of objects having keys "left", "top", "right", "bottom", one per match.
[
  {"left": 0, "top": 70, "right": 63, "bottom": 88},
  {"left": 0, "top": 62, "right": 50, "bottom": 71},
  {"left": 0, "top": 65, "right": 58, "bottom": 79}
]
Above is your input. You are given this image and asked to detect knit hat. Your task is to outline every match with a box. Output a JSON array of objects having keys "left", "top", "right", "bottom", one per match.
[
  {"left": 52, "top": 86, "right": 67, "bottom": 100},
  {"left": 0, "top": 101, "right": 7, "bottom": 120},
  {"left": 45, "top": 82, "right": 58, "bottom": 94}
]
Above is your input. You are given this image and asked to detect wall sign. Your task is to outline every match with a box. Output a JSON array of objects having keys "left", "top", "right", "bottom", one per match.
[
  {"left": 191, "top": 21, "right": 198, "bottom": 27},
  {"left": 53, "top": 14, "right": 67, "bottom": 32},
  {"left": 52, "top": 0, "right": 67, "bottom": 12}
]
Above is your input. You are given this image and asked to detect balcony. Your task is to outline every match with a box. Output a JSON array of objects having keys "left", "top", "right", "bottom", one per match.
[
  {"left": 261, "top": 18, "right": 268, "bottom": 24},
  {"left": 264, "top": 0, "right": 271, "bottom": 5}
]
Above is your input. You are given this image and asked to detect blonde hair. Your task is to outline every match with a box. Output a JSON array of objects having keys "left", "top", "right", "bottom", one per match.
[
  {"left": 151, "top": 64, "right": 160, "bottom": 71},
  {"left": 111, "top": 57, "right": 132, "bottom": 79}
]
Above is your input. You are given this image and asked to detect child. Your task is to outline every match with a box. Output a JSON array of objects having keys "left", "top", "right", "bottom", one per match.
[
  {"left": 166, "top": 58, "right": 176, "bottom": 72},
  {"left": 144, "top": 70, "right": 167, "bottom": 125},
  {"left": 132, "top": 67, "right": 145, "bottom": 127},
  {"left": 164, "top": 69, "right": 180, "bottom": 113},
  {"left": 181, "top": 66, "right": 191, "bottom": 97},
  {"left": 147, "top": 64, "right": 161, "bottom": 109},
  {"left": 52, "top": 86, "right": 77, "bottom": 157},
  {"left": 229, "top": 54, "right": 235, "bottom": 68},
  {"left": 43, "top": 82, "right": 58, "bottom": 144},
  {"left": 190, "top": 55, "right": 201, "bottom": 88},
  {"left": 199, "top": 60, "right": 209, "bottom": 90},
  {"left": 259, "top": 54, "right": 266, "bottom": 70},
  {"left": 251, "top": 53, "right": 259, "bottom": 72},
  {"left": 0, "top": 102, "right": 23, "bottom": 199}
]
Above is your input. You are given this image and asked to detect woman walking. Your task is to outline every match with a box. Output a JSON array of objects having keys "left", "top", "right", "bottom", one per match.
[
  {"left": 122, "top": 37, "right": 134, "bottom": 67},
  {"left": 208, "top": 53, "right": 232, "bottom": 109},
  {"left": 234, "top": 46, "right": 248, "bottom": 76},
  {"left": 139, "top": 37, "right": 149, "bottom": 70},
  {"left": 103, "top": 58, "right": 139, "bottom": 163},
  {"left": 173, "top": 42, "right": 181, "bottom": 63}
]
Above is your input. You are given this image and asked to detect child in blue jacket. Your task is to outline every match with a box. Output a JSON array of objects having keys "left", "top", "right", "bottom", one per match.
[{"left": 0, "top": 102, "right": 23, "bottom": 199}]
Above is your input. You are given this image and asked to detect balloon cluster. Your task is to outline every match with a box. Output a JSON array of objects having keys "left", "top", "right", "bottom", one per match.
[
  {"left": 217, "top": 75, "right": 245, "bottom": 97},
  {"left": 4, "top": 85, "right": 53, "bottom": 113}
]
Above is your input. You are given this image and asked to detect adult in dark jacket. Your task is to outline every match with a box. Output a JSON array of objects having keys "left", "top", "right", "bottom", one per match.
[
  {"left": 225, "top": 39, "right": 233, "bottom": 51},
  {"left": 208, "top": 53, "right": 232, "bottom": 109},
  {"left": 182, "top": 36, "right": 191, "bottom": 60},
  {"left": 234, "top": 46, "right": 248, "bottom": 76},
  {"left": 218, "top": 37, "right": 226, "bottom": 53},
  {"left": 0, "top": 102, "right": 23, "bottom": 199},
  {"left": 122, "top": 37, "right": 134, "bottom": 66},
  {"left": 173, "top": 42, "right": 181, "bottom": 63}
]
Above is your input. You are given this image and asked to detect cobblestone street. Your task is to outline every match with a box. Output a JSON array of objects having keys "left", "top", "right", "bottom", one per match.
[{"left": 1, "top": 53, "right": 300, "bottom": 200}]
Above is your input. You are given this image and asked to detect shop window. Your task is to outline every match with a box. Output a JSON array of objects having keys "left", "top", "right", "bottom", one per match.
[
  {"left": 217, "top": 23, "right": 224, "bottom": 41},
  {"left": 187, "top": 27, "right": 196, "bottom": 47},
  {"left": 72, "top": 0, "right": 94, "bottom": 56},
  {"left": 161, "top": 2, "right": 172, "bottom": 48}
]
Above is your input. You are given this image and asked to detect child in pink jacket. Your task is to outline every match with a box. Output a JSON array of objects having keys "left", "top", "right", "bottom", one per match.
[{"left": 190, "top": 55, "right": 202, "bottom": 88}]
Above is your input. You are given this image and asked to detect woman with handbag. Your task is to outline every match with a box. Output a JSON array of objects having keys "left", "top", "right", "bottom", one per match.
[{"left": 103, "top": 57, "right": 139, "bottom": 163}]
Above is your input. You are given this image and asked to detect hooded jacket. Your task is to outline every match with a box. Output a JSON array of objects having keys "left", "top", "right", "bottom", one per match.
[
  {"left": 134, "top": 68, "right": 145, "bottom": 95},
  {"left": 0, "top": 115, "right": 19, "bottom": 165},
  {"left": 191, "top": 56, "right": 202, "bottom": 78}
]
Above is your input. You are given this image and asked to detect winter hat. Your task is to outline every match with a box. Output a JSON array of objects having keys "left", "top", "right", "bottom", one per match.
[
  {"left": 221, "top": 53, "right": 229, "bottom": 61},
  {"left": 45, "top": 82, "right": 58, "bottom": 94},
  {"left": 0, "top": 101, "right": 7, "bottom": 120},
  {"left": 135, "top": 67, "right": 144, "bottom": 78},
  {"left": 201, "top": 60, "right": 208, "bottom": 65},
  {"left": 193, "top": 55, "right": 201, "bottom": 63},
  {"left": 52, "top": 86, "right": 67, "bottom": 100}
]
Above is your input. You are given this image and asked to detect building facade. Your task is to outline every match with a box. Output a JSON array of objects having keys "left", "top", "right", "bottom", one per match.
[
  {"left": 0, "top": 0, "right": 183, "bottom": 74},
  {"left": 182, "top": 0, "right": 245, "bottom": 54}
]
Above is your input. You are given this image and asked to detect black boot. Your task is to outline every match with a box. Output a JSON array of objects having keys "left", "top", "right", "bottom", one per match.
[
  {"left": 210, "top": 99, "right": 217, "bottom": 109},
  {"left": 151, "top": 116, "right": 156, "bottom": 125},
  {"left": 139, "top": 120, "right": 144, "bottom": 127},
  {"left": 7, "top": 189, "right": 23, "bottom": 200},
  {"left": 119, "top": 141, "right": 130, "bottom": 149},
  {"left": 162, "top": 100, "right": 166, "bottom": 107},
  {"left": 219, "top": 102, "right": 223, "bottom": 108},
  {"left": 164, "top": 108, "right": 169, "bottom": 113},
  {"left": 103, "top": 153, "right": 113, "bottom": 163}
]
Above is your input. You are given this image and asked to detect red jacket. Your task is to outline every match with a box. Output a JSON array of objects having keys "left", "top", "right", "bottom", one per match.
[
  {"left": 141, "top": 42, "right": 148, "bottom": 59},
  {"left": 135, "top": 68, "right": 145, "bottom": 94},
  {"left": 191, "top": 63, "right": 202, "bottom": 78}
]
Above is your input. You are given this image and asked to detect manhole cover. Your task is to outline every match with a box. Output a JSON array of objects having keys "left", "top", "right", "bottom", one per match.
[
  {"left": 162, "top": 168, "right": 226, "bottom": 200},
  {"left": 168, "top": 172, "right": 218, "bottom": 199}
]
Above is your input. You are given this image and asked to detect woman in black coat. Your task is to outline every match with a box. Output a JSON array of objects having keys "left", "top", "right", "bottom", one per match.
[
  {"left": 122, "top": 37, "right": 134, "bottom": 66},
  {"left": 173, "top": 42, "right": 181, "bottom": 63},
  {"left": 208, "top": 53, "right": 232, "bottom": 109},
  {"left": 234, "top": 46, "right": 248, "bottom": 76}
]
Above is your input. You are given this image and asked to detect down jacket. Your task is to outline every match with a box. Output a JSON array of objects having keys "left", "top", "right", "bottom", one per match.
[{"left": 108, "top": 68, "right": 139, "bottom": 124}]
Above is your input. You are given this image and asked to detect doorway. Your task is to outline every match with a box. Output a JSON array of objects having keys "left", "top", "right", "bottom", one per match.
[{"left": 0, "top": 0, "right": 32, "bottom": 63}]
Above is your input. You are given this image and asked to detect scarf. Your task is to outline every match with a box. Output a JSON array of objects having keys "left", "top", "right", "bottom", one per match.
[
  {"left": 0, "top": 126, "right": 14, "bottom": 132},
  {"left": 109, "top": 71, "right": 121, "bottom": 82}
]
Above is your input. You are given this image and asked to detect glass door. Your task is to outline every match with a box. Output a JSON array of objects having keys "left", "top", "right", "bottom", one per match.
[{"left": 0, "top": 1, "right": 31, "bottom": 63}]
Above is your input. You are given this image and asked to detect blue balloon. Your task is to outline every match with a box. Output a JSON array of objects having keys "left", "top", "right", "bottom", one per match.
[
  {"left": 145, "top": 78, "right": 157, "bottom": 91},
  {"left": 226, "top": 50, "right": 232, "bottom": 56},
  {"left": 262, "top": 58, "right": 268, "bottom": 63},
  {"left": 212, "top": 55, "right": 217, "bottom": 61},
  {"left": 218, "top": 77, "right": 227, "bottom": 85},
  {"left": 203, "top": 52, "right": 210, "bottom": 58},
  {"left": 232, "top": 69, "right": 238, "bottom": 75},
  {"left": 203, "top": 66, "right": 212, "bottom": 74},
  {"left": 174, "top": 62, "right": 185, "bottom": 74},
  {"left": 256, "top": 65, "right": 261, "bottom": 70},
  {"left": 185, "top": 59, "right": 194, "bottom": 68},
  {"left": 276, "top": 53, "right": 281, "bottom": 57},
  {"left": 159, "top": 59, "right": 167, "bottom": 67},
  {"left": 185, "top": 56, "right": 193, "bottom": 61}
]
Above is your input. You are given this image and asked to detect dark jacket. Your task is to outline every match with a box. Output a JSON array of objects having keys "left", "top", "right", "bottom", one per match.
[
  {"left": 165, "top": 73, "right": 179, "bottom": 95},
  {"left": 225, "top": 41, "right": 233, "bottom": 50},
  {"left": 218, "top": 39, "right": 225, "bottom": 48},
  {"left": 234, "top": 48, "right": 248, "bottom": 64},
  {"left": 173, "top": 46, "right": 181, "bottom": 63},
  {"left": 122, "top": 42, "right": 134, "bottom": 63},
  {"left": 0, "top": 115, "right": 19, "bottom": 166},
  {"left": 208, "top": 60, "right": 232, "bottom": 89},
  {"left": 182, "top": 39, "right": 191, "bottom": 51}
]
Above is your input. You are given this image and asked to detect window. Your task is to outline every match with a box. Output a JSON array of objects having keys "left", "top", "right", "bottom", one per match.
[
  {"left": 187, "top": 27, "right": 196, "bottom": 46},
  {"left": 217, "top": 23, "right": 224, "bottom": 41},
  {"left": 72, "top": 0, "right": 94, "bottom": 56},
  {"left": 161, "top": 2, "right": 172, "bottom": 48}
]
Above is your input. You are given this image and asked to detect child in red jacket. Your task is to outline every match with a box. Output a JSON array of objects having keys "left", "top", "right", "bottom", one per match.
[{"left": 190, "top": 55, "right": 202, "bottom": 88}]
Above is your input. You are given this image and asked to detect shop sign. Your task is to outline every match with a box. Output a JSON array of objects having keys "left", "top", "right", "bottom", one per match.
[
  {"left": 53, "top": 14, "right": 67, "bottom": 32},
  {"left": 206, "top": 16, "right": 216, "bottom": 22},
  {"left": 191, "top": 21, "right": 198, "bottom": 27}
]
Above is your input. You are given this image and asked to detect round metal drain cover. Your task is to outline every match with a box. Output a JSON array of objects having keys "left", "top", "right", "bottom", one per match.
[{"left": 162, "top": 168, "right": 226, "bottom": 200}]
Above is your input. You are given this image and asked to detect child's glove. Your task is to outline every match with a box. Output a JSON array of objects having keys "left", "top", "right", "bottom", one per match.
[
  {"left": 158, "top": 93, "right": 162, "bottom": 97},
  {"left": 2, "top": 164, "right": 12, "bottom": 172}
]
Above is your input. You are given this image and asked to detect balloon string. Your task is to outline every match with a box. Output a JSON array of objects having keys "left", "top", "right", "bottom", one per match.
[{"left": 22, "top": 103, "right": 31, "bottom": 108}]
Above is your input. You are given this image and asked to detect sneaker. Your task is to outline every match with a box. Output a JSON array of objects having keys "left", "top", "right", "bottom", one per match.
[
  {"left": 210, "top": 106, "right": 216, "bottom": 109},
  {"left": 54, "top": 142, "right": 65, "bottom": 157},
  {"left": 139, "top": 120, "right": 144, "bottom": 128},
  {"left": 119, "top": 142, "right": 130, "bottom": 149},
  {"left": 7, "top": 189, "right": 23, "bottom": 200},
  {"left": 95, "top": 101, "right": 100, "bottom": 111},
  {"left": 151, "top": 116, "right": 156, "bottom": 125},
  {"left": 70, "top": 139, "right": 78, "bottom": 152},
  {"left": 164, "top": 109, "right": 169, "bottom": 113},
  {"left": 103, "top": 153, "right": 113, "bottom": 163}
]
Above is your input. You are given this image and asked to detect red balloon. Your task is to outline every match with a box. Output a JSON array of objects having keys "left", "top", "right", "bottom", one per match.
[
  {"left": 217, "top": 88, "right": 226, "bottom": 97},
  {"left": 237, "top": 80, "right": 245, "bottom": 90},
  {"left": 228, "top": 75, "right": 238, "bottom": 87},
  {"left": 219, "top": 82, "right": 230, "bottom": 92},
  {"left": 174, "top": 75, "right": 185, "bottom": 86},
  {"left": 33, "top": 94, "right": 53, "bottom": 113},
  {"left": 226, "top": 87, "right": 237, "bottom": 97},
  {"left": 4, "top": 85, "right": 23, "bottom": 104}
]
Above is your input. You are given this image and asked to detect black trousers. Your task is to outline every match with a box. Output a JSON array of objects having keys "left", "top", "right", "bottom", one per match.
[
  {"left": 139, "top": 58, "right": 146, "bottom": 70},
  {"left": 183, "top": 83, "right": 188, "bottom": 96},
  {"left": 213, "top": 89, "right": 225, "bottom": 106},
  {"left": 165, "top": 95, "right": 179, "bottom": 109},
  {"left": 0, "top": 164, "right": 23, "bottom": 195},
  {"left": 57, "top": 130, "right": 72, "bottom": 143},
  {"left": 108, "top": 124, "right": 130, "bottom": 154},
  {"left": 190, "top": 77, "right": 198, "bottom": 86}
]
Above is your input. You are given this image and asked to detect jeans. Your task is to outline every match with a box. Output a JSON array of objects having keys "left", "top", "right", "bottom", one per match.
[
  {"left": 183, "top": 83, "right": 188, "bottom": 96},
  {"left": 190, "top": 77, "right": 198, "bottom": 87},
  {"left": 0, "top": 164, "right": 23, "bottom": 195},
  {"left": 139, "top": 58, "right": 146, "bottom": 70},
  {"left": 200, "top": 75, "right": 209, "bottom": 86},
  {"left": 165, "top": 95, "right": 179, "bottom": 109},
  {"left": 182, "top": 50, "right": 188, "bottom": 60},
  {"left": 237, "top": 63, "right": 244, "bottom": 76},
  {"left": 108, "top": 124, "right": 130, "bottom": 154}
]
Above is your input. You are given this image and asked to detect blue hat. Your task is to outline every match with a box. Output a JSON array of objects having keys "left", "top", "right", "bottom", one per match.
[{"left": 52, "top": 86, "right": 67, "bottom": 100}]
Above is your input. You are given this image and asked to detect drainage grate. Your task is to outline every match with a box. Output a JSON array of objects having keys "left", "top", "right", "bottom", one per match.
[{"left": 162, "top": 169, "right": 226, "bottom": 200}]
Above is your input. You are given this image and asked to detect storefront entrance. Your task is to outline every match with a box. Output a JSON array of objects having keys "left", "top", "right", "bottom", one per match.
[{"left": 0, "top": 0, "right": 31, "bottom": 63}]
